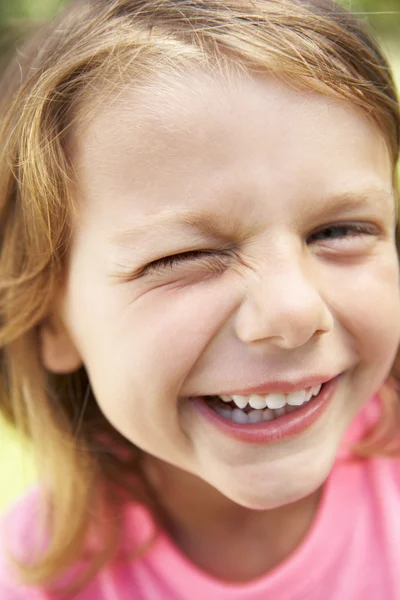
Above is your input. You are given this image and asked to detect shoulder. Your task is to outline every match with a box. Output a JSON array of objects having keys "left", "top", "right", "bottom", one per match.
[
  {"left": 337, "top": 453, "right": 400, "bottom": 530},
  {"left": 367, "top": 454, "right": 400, "bottom": 498},
  {"left": 0, "top": 489, "right": 157, "bottom": 599},
  {"left": 0, "top": 488, "right": 48, "bottom": 599}
]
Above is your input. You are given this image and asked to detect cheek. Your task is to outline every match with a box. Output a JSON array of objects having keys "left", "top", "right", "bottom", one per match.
[
  {"left": 68, "top": 276, "right": 241, "bottom": 400},
  {"left": 62, "top": 275, "right": 242, "bottom": 460},
  {"left": 325, "top": 251, "right": 400, "bottom": 361}
]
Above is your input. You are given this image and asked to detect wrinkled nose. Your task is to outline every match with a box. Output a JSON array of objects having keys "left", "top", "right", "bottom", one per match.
[{"left": 234, "top": 252, "right": 333, "bottom": 350}]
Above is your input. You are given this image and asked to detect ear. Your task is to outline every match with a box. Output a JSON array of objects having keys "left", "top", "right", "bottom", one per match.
[{"left": 38, "top": 314, "right": 83, "bottom": 373}]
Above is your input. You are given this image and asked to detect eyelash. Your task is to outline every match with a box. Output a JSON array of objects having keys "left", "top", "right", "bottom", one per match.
[
  {"left": 143, "top": 224, "right": 375, "bottom": 273},
  {"left": 307, "top": 223, "right": 374, "bottom": 243},
  {"left": 145, "top": 250, "right": 224, "bottom": 272}
]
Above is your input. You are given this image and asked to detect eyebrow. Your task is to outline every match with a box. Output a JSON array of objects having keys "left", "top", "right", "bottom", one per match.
[
  {"left": 306, "top": 188, "right": 395, "bottom": 221},
  {"left": 109, "top": 187, "right": 395, "bottom": 247},
  {"left": 109, "top": 207, "right": 236, "bottom": 246}
]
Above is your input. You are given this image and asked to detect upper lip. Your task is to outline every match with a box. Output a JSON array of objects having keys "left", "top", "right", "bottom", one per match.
[{"left": 209, "top": 374, "right": 338, "bottom": 397}]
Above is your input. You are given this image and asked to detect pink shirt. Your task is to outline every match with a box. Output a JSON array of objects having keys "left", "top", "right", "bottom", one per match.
[{"left": 1, "top": 395, "right": 400, "bottom": 599}]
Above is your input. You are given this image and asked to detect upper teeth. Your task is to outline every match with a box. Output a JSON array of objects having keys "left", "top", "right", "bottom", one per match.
[{"left": 219, "top": 384, "right": 322, "bottom": 410}]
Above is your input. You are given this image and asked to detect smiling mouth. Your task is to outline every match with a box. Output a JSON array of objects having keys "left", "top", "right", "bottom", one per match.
[{"left": 202, "top": 383, "right": 325, "bottom": 425}]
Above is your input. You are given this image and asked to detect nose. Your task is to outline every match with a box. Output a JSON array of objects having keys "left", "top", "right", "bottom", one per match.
[{"left": 234, "top": 251, "right": 333, "bottom": 350}]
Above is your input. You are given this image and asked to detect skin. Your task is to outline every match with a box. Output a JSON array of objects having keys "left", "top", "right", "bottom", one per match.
[{"left": 40, "top": 69, "right": 400, "bottom": 581}]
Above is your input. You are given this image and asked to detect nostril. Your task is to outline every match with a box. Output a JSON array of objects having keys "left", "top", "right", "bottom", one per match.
[
  {"left": 314, "top": 329, "right": 327, "bottom": 338},
  {"left": 234, "top": 283, "right": 333, "bottom": 347}
]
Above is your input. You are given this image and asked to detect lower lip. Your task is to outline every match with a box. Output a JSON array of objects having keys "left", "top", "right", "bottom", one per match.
[{"left": 190, "top": 376, "right": 340, "bottom": 445}]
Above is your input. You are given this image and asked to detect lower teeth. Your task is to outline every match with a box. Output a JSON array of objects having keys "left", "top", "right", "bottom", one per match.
[{"left": 208, "top": 396, "right": 306, "bottom": 424}]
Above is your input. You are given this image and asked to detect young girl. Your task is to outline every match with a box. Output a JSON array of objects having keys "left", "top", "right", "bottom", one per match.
[{"left": 1, "top": 0, "right": 400, "bottom": 598}]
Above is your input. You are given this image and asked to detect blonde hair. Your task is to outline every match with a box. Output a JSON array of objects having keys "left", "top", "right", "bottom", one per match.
[{"left": 0, "top": 0, "right": 399, "bottom": 595}]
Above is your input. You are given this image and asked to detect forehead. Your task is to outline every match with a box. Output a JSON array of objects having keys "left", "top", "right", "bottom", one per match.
[
  {"left": 70, "top": 68, "right": 392, "bottom": 230},
  {"left": 75, "top": 67, "right": 383, "bottom": 150}
]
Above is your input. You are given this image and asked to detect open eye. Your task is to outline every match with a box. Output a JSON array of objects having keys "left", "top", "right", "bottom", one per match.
[{"left": 307, "top": 223, "right": 378, "bottom": 244}]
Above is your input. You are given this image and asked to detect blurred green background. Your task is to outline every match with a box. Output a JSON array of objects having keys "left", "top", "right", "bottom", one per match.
[{"left": 0, "top": 0, "right": 399, "bottom": 513}]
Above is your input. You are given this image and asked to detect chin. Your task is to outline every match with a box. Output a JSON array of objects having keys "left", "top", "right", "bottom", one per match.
[
  {"left": 212, "top": 480, "right": 317, "bottom": 511},
  {"left": 211, "top": 457, "right": 334, "bottom": 511}
]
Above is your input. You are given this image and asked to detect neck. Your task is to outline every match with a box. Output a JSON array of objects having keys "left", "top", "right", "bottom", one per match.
[{"left": 143, "top": 456, "right": 322, "bottom": 582}]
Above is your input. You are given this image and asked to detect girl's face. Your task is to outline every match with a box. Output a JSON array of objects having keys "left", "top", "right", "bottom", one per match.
[{"left": 42, "top": 70, "right": 400, "bottom": 509}]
